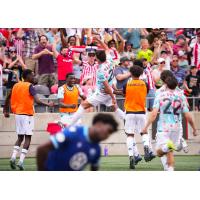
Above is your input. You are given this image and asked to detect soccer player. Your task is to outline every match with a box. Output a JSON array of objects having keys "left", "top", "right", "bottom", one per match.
[
  {"left": 3, "top": 69, "right": 54, "bottom": 170},
  {"left": 58, "top": 73, "right": 86, "bottom": 125},
  {"left": 123, "top": 65, "right": 155, "bottom": 169},
  {"left": 65, "top": 49, "right": 125, "bottom": 126},
  {"left": 36, "top": 113, "right": 118, "bottom": 171},
  {"left": 142, "top": 76, "right": 197, "bottom": 171}
]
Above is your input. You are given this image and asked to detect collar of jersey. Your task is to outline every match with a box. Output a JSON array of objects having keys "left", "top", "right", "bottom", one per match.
[{"left": 83, "top": 126, "right": 92, "bottom": 143}]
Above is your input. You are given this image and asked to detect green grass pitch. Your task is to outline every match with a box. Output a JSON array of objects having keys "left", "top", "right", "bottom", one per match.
[{"left": 0, "top": 155, "right": 199, "bottom": 171}]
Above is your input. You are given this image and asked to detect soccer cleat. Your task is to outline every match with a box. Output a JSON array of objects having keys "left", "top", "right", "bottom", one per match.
[
  {"left": 134, "top": 155, "right": 142, "bottom": 165},
  {"left": 180, "top": 138, "right": 189, "bottom": 153},
  {"left": 167, "top": 140, "right": 176, "bottom": 152},
  {"left": 10, "top": 159, "right": 16, "bottom": 170},
  {"left": 148, "top": 151, "right": 156, "bottom": 161},
  {"left": 17, "top": 161, "right": 25, "bottom": 171},
  {"left": 144, "top": 145, "right": 151, "bottom": 162},
  {"left": 129, "top": 156, "right": 135, "bottom": 169}
]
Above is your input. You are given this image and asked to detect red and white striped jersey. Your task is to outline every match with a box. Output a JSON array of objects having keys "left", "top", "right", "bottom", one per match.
[
  {"left": 80, "top": 61, "right": 99, "bottom": 87},
  {"left": 13, "top": 39, "right": 24, "bottom": 57}
]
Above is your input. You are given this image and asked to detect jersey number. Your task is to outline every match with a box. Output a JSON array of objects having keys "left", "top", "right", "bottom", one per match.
[{"left": 163, "top": 98, "right": 181, "bottom": 115}]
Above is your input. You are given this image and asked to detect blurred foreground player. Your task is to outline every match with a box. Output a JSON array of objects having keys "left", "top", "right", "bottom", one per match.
[
  {"left": 142, "top": 76, "right": 197, "bottom": 171},
  {"left": 37, "top": 113, "right": 118, "bottom": 171},
  {"left": 3, "top": 69, "right": 54, "bottom": 170}
]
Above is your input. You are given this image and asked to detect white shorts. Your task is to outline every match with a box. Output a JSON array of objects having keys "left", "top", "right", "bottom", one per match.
[
  {"left": 15, "top": 115, "right": 34, "bottom": 135},
  {"left": 87, "top": 91, "right": 113, "bottom": 107},
  {"left": 124, "top": 114, "right": 146, "bottom": 134},
  {"left": 156, "top": 130, "right": 182, "bottom": 150},
  {"left": 60, "top": 113, "right": 81, "bottom": 125}
]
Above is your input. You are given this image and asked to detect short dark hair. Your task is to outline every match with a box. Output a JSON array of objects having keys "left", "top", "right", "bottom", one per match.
[
  {"left": 160, "top": 70, "right": 174, "bottom": 82},
  {"left": 92, "top": 113, "right": 118, "bottom": 132},
  {"left": 68, "top": 35, "right": 76, "bottom": 43},
  {"left": 165, "top": 76, "right": 178, "bottom": 90},
  {"left": 39, "top": 35, "right": 48, "bottom": 42},
  {"left": 96, "top": 50, "right": 106, "bottom": 62},
  {"left": 129, "top": 65, "right": 144, "bottom": 77},
  {"left": 60, "top": 46, "right": 68, "bottom": 52},
  {"left": 66, "top": 73, "right": 75, "bottom": 79},
  {"left": 108, "top": 39, "right": 116, "bottom": 48},
  {"left": 22, "top": 69, "right": 33, "bottom": 80},
  {"left": 133, "top": 59, "right": 144, "bottom": 68}
]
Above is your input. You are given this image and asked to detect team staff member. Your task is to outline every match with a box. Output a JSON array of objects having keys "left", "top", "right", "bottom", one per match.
[
  {"left": 123, "top": 65, "right": 155, "bottom": 169},
  {"left": 58, "top": 73, "right": 86, "bottom": 125},
  {"left": 3, "top": 69, "right": 54, "bottom": 170}
]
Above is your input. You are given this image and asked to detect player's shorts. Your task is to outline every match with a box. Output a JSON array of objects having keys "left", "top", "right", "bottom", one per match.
[
  {"left": 87, "top": 91, "right": 114, "bottom": 107},
  {"left": 155, "top": 130, "right": 182, "bottom": 150},
  {"left": 60, "top": 113, "right": 81, "bottom": 125},
  {"left": 124, "top": 114, "right": 146, "bottom": 134},
  {"left": 15, "top": 115, "right": 34, "bottom": 135}
]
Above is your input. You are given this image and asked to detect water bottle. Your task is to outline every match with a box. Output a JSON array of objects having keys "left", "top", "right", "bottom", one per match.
[{"left": 104, "top": 146, "right": 108, "bottom": 157}]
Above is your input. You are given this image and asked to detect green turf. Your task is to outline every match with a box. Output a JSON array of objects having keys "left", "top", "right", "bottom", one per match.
[{"left": 0, "top": 155, "right": 199, "bottom": 171}]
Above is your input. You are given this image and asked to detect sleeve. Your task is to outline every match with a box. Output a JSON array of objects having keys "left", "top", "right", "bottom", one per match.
[
  {"left": 29, "top": 85, "right": 37, "bottom": 96},
  {"left": 182, "top": 95, "right": 189, "bottom": 113},
  {"left": 114, "top": 67, "right": 122, "bottom": 77},
  {"left": 153, "top": 94, "right": 160, "bottom": 109},
  {"left": 76, "top": 84, "right": 84, "bottom": 96},
  {"left": 34, "top": 46, "right": 39, "bottom": 54},
  {"left": 57, "top": 86, "right": 64, "bottom": 99}
]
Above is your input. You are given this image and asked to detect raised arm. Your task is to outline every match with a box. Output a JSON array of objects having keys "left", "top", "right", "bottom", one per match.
[{"left": 113, "top": 30, "right": 125, "bottom": 53}]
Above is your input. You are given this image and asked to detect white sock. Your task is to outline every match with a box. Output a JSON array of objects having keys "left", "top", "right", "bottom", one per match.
[
  {"left": 126, "top": 136, "right": 134, "bottom": 157},
  {"left": 161, "top": 144, "right": 169, "bottom": 153},
  {"left": 68, "top": 105, "right": 85, "bottom": 125},
  {"left": 11, "top": 146, "right": 20, "bottom": 160},
  {"left": 115, "top": 108, "right": 125, "bottom": 120},
  {"left": 167, "top": 166, "right": 174, "bottom": 171},
  {"left": 19, "top": 149, "right": 28, "bottom": 163},
  {"left": 160, "top": 155, "right": 168, "bottom": 171},
  {"left": 132, "top": 138, "right": 139, "bottom": 157},
  {"left": 142, "top": 134, "right": 150, "bottom": 147}
]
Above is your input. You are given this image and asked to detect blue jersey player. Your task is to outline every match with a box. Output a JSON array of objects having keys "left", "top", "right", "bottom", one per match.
[
  {"left": 36, "top": 113, "right": 118, "bottom": 171},
  {"left": 142, "top": 76, "right": 197, "bottom": 171}
]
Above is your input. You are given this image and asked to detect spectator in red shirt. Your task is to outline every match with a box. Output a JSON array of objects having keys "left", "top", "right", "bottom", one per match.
[{"left": 53, "top": 35, "right": 80, "bottom": 87}]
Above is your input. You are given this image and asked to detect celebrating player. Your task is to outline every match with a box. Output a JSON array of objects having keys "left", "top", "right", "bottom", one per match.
[
  {"left": 142, "top": 75, "right": 197, "bottom": 171},
  {"left": 36, "top": 113, "right": 118, "bottom": 171},
  {"left": 123, "top": 65, "right": 155, "bottom": 169},
  {"left": 3, "top": 69, "right": 54, "bottom": 170},
  {"left": 58, "top": 72, "right": 86, "bottom": 125}
]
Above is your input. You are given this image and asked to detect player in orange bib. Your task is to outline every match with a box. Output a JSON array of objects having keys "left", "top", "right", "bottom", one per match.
[
  {"left": 57, "top": 73, "right": 86, "bottom": 125},
  {"left": 123, "top": 65, "right": 155, "bottom": 169},
  {"left": 3, "top": 69, "right": 54, "bottom": 170}
]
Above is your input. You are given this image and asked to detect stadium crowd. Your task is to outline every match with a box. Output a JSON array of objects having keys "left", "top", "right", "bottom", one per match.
[{"left": 0, "top": 28, "right": 200, "bottom": 111}]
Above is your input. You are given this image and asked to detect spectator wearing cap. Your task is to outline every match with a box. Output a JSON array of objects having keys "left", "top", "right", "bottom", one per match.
[
  {"left": 170, "top": 55, "right": 186, "bottom": 87},
  {"left": 137, "top": 39, "right": 153, "bottom": 62},
  {"left": 32, "top": 35, "right": 56, "bottom": 90},
  {"left": 120, "top": 42, "right": 135, "bottom": 61},
  {"left": 79, "top": 47, "right": 99, "bottom": 88},
  {"left": 114, "top": 56, "right": 131, "bottom": 90},
  {"left": 151, "top": 57, "right": 166, "bottom": 89},
  {"left": 22, "top": 29, "right": 39, "bottom": 73},
  {"left": 173, "top": 34, "right": 190, "bottom": 56},
  {"left": 183, "top": 66, "right": 200, "bottom": 111},
  {"left": 191, "top": 29, "right": 200, "bottom": 70}
]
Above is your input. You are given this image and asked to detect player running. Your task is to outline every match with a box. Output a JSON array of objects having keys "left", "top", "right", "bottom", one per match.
[
  {"left": 123, "top": 65, "right": 155, "bottom": 169},
  {"left": 142, "top": 75, "right": 197, "bottom": 171},
  {"left": 36, "top": 113, "right": 118, "bottom": 171}
]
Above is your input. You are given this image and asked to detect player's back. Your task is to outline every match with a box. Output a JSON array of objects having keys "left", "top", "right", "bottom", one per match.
[
  {"left": 155, "top": 89, "right": 189, "bottom": 132},
  {"left": 46, "top": 126, "right": 101, "bottom": 171},
  {"left": 124, "top": 78, "right": 147, "bottom": 113}
]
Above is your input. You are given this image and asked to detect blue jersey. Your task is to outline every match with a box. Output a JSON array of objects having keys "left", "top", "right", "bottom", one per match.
[
  {"left": 46, "top": 126, "right": 101, "bottom": 171},
  {"left": 153, "top": 89, "right": 189, "bottom": 132},
  {"left": 96, "top": 55, "right": 114, "bottom": 91}
]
